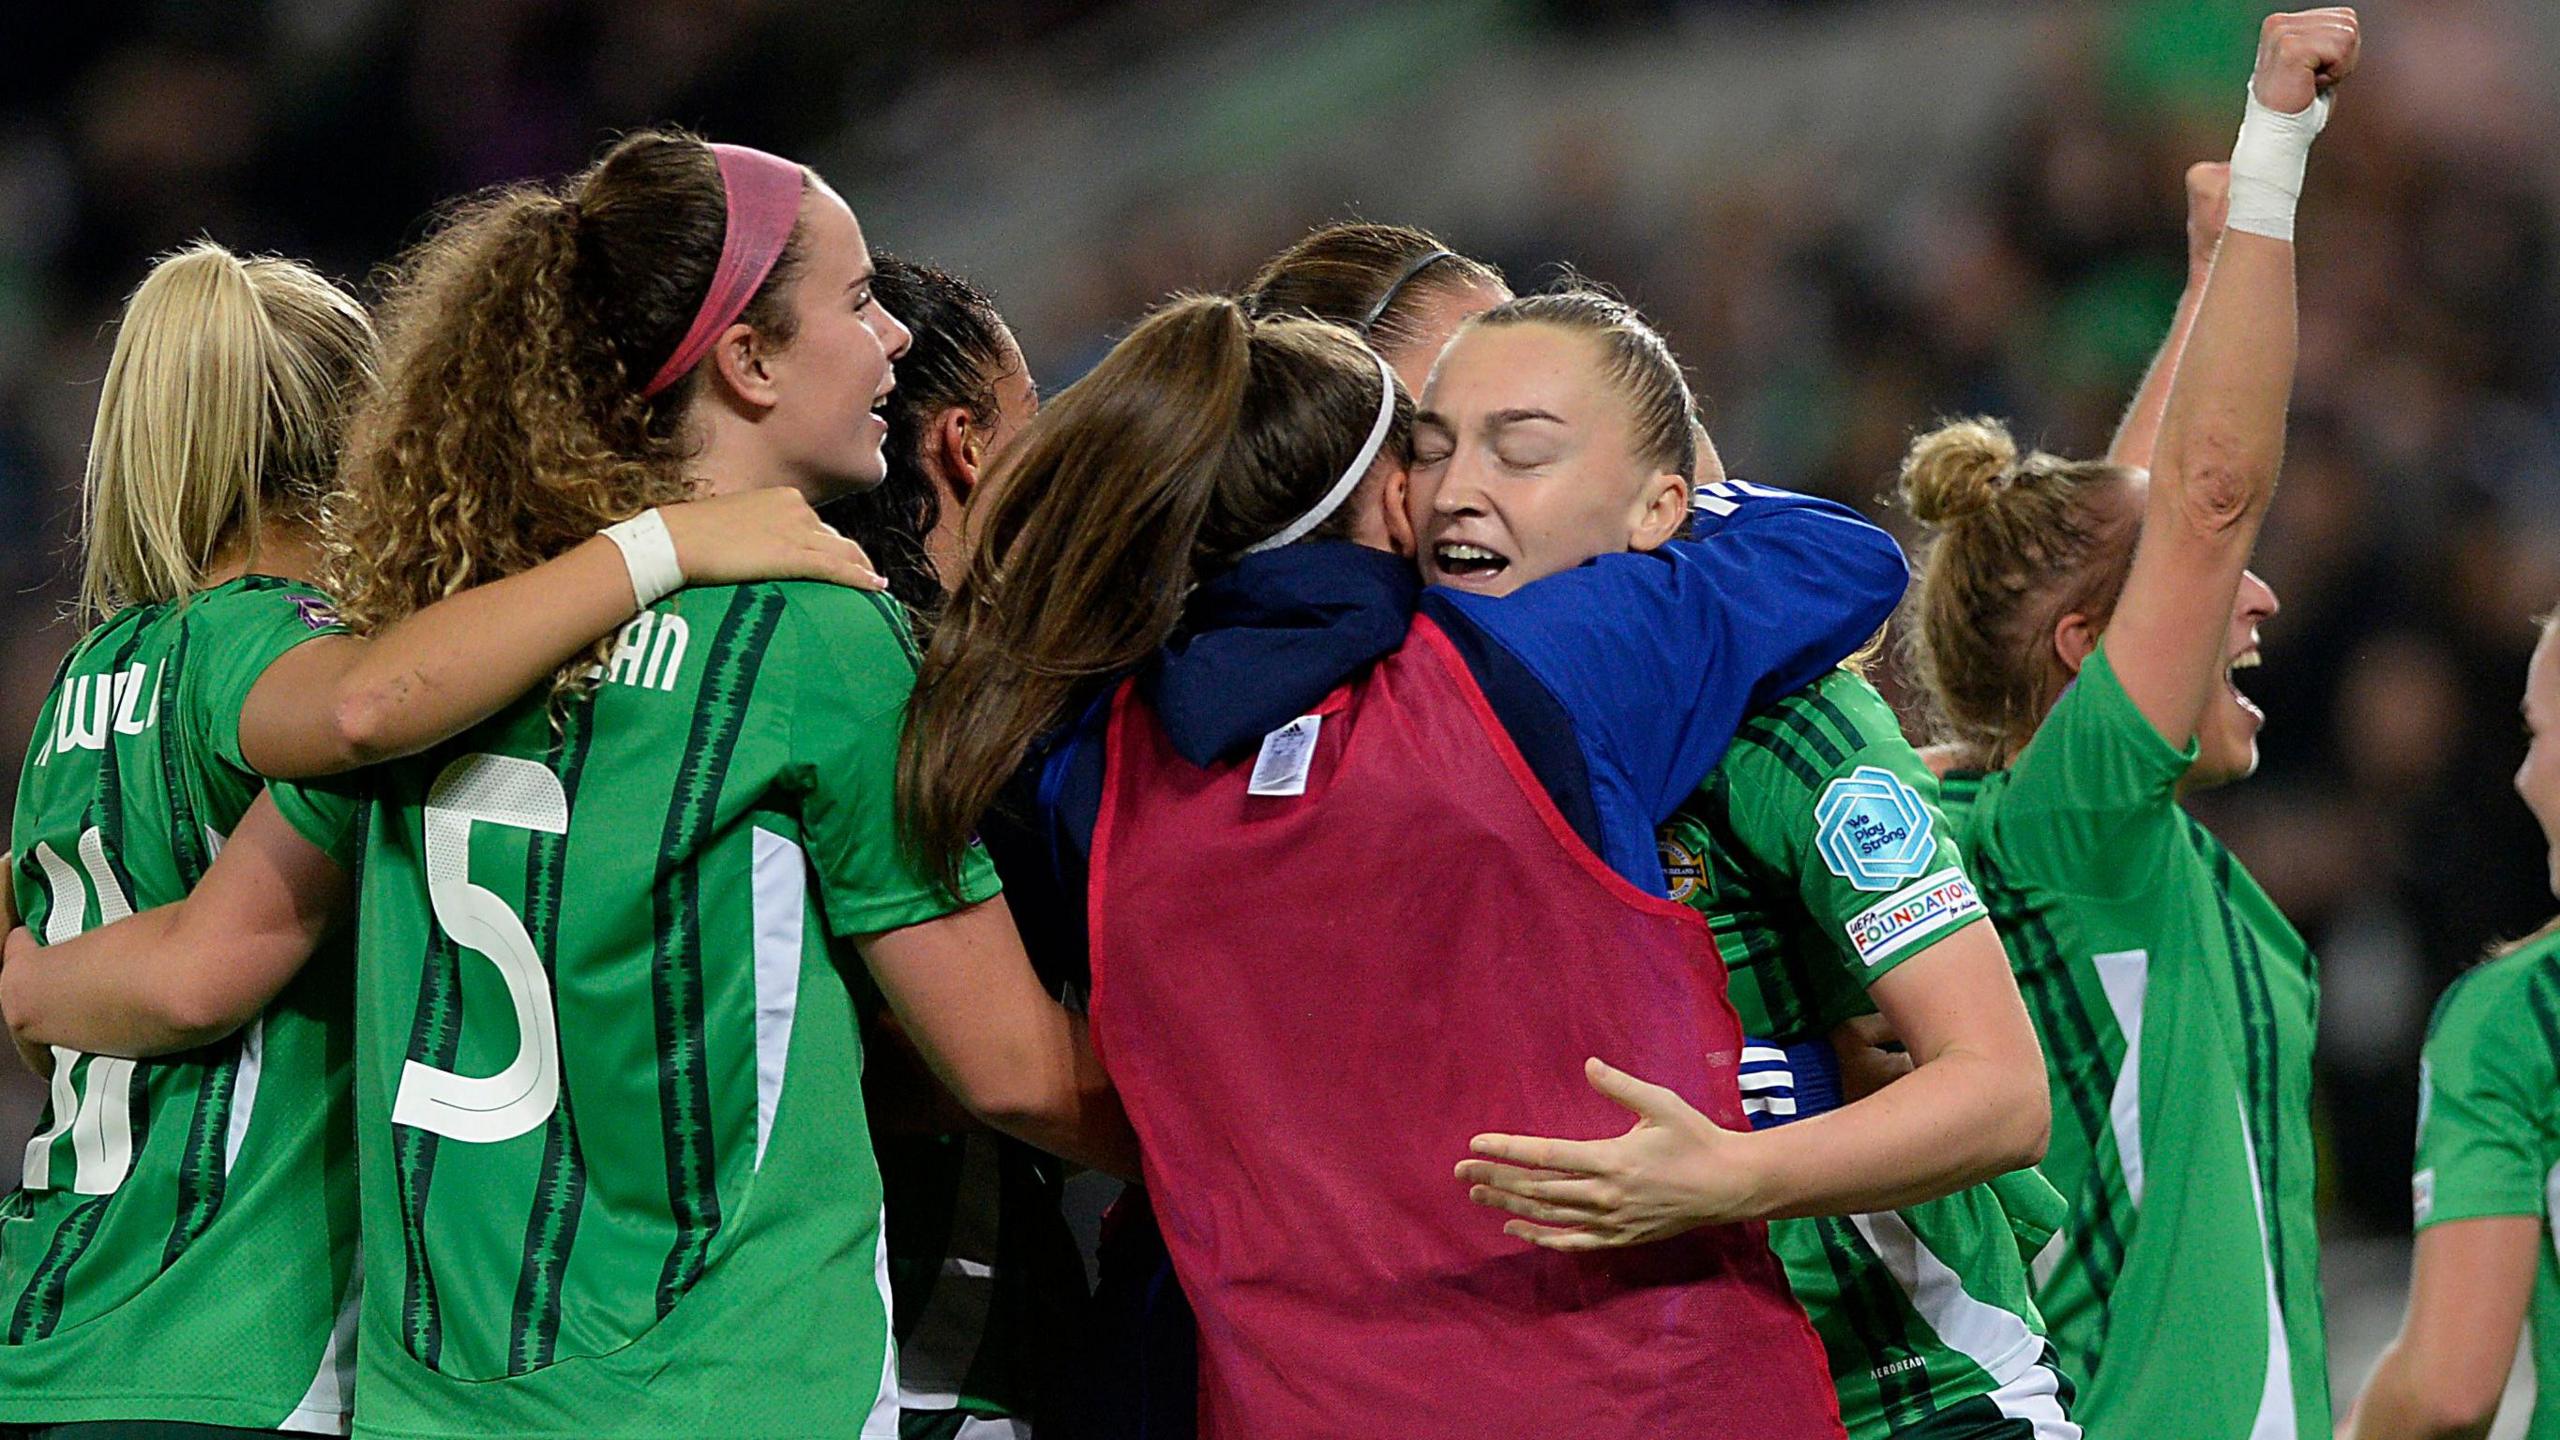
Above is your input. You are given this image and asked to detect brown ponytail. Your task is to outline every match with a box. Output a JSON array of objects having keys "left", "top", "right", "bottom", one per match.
[
  {"left": 897, "top": 295, "right": 1411, "bottom": 889},
  {"left": 1895, "top": 416, "right": 2142, "bottom": 762},
  {"left": 327, "top": 129, "right": 810, "bottom": 638}
]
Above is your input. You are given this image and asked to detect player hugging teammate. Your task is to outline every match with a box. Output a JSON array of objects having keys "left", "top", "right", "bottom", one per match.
[{"left": 14, "top": 10, "right": 2529, "bottom": 1440}]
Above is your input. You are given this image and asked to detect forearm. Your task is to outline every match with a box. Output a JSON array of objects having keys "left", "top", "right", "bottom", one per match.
[
  {"left": 1740, "top": 1047, "right": 2047, "bottom": 1220},
  {"left": 2147, "top": 227, "right": 2295, "bottom": 536},
  {"left": 938, "top": 1009, "right": 1138, "bottom": 1179},
  {"left": 260, "top": 537, "right": 640, "bottom": 777},
  {"left": 2108, "top": 267, "right": 2209, "bottom": 471},
  {"left": 2346, "top": 1342, "right": 2495, "bottom": 1440},
  {"left": 3, "top": 908, "right": 213, "bottom": 1056}
]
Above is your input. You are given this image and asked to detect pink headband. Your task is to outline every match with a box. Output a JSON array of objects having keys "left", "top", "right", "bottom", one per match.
[{"left": 638, "top": 143, "right": 807, "bottom": 398}]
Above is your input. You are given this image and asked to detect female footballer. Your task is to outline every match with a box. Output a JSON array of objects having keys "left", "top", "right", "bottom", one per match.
[
  {"left": 2340, "top": 607, "right": 2560, "bottom": 1440},
  {"left": 8, "top": 133, "right": 1133, "bottom": 1438},
  {"left": 0, "top": 239, "right": 867, "bottom": 1437},
  {"left": 1894, "top": 14, "right": 2355, "bottom": 1435}
]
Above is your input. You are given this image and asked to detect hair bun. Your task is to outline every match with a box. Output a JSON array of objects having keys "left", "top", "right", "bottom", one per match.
[{"left": 1898, "top": 417, "right": 2019, "bottom": 525}]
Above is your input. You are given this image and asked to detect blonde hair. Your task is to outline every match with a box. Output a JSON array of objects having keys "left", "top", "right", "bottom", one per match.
[
  {"left": 1896, "top": 416, "right": 2142, "bottom": 762},
  {"left": 79, "top": 242, "right": 375, "bottom": 625}
]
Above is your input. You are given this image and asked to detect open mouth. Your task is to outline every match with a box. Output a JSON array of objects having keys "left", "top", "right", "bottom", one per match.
[
  {"left": 2227, "top": 649, "right": 2265, "bottom": 722},
  {"left": 1432, "top": 541, "right": 1510, "bottom": 584}
]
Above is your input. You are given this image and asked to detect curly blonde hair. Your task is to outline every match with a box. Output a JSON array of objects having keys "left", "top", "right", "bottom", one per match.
[{"left": 327, "top": 129, "right": 808, "bottom": 639}]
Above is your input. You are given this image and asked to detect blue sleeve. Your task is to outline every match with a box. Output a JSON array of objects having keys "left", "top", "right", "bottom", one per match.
[{"left": 1433, "top": 480, "right": 1907, "bottom": 824}]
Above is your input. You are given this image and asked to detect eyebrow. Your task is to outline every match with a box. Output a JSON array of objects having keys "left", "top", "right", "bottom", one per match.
[
  {"left": 846, "top": 265, "right": 876, "bottom": 292},
  {"left": 1485, "top": 407, "right": 1565, "bottom": 430}
]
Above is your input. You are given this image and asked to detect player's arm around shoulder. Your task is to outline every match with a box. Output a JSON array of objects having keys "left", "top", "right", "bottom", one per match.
[{"left": 3, "top": 792, "right": 348, "bottom": 1060}]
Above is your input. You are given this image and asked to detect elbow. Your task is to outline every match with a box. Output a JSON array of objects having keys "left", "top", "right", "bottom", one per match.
[
  {"left": 2002, "top": 1062, "right": 2052, "bottom": 1168},
  {"left": 942, "top": 1066, "right": 1058, "bottom": 1144},
  {"left": 2409, "top": 1367, "right": 2506, "bottom": 1439},
  {"left": 155, "top": 987, "right": 254, "bottom": 1051},
  {"left": 2162, "top": 452, "right": 2264, "bottom": 535},
  {"left": 329, "top": 686, "right": 405, "bottom": 768}
]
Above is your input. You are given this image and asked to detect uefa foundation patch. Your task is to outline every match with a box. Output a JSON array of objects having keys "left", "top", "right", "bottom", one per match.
[
  {"left": 1815, "top": 765, "right": 1937, "bottom": 891},
  {"left": 1844, "top": 867, "right": 1986, "bottom": 968}
]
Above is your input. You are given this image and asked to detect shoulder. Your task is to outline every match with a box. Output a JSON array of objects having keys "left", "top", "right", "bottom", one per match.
[
  {"left": 183, "top": 576, "right": 343, "bottom": 636},
  {"left": 2429, "top": 938, "right": 2560, "bottom": 1049}
]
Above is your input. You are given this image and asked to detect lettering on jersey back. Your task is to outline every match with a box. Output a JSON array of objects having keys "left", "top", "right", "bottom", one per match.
[
  {"left": 39, "top": 664, "right": 160, "bottom": 764},
  {"left": 600, "top": 611, "right": 690, "bottom": 692}
]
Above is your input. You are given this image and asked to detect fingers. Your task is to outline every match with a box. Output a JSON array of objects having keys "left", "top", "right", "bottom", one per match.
[
  {"left": 1502, "top": 1220, "right": 1620, "bottom": 1253},
  {"left": 1454, "top": 1158, "right": 1616, "bottom": 1207},
  {"left": 1467, "top": 1130, "right": 1607, "bottom": 1173},
  {"left": 812, "top": 539, "right": 890, "bottom": 592},
  {"left": 1584, "top": 1056, "right": 1690, "bottom": 1124},
  {"left": 1467, "top": 1182, "right": 1606, "bottom": 1226}
]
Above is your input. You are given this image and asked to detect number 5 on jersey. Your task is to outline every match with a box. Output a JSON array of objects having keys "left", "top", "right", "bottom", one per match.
[{"left": 394, "top": 754, "right": 567, "bottom": 1144}]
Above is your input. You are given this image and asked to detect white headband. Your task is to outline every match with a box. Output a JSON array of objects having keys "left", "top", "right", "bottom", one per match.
[{"left": 1242, "top": 349, "right": 1399, "bottom": 555}]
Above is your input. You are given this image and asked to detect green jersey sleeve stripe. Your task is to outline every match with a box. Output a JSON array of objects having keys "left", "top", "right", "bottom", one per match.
[
  {"left": 1763, "top": 700, "right": 1850, "bottom": 771},
  {"left": 507, "top": 702, "right": 600, "bottom": 1375},
  {"left": 1734, "top": 724, "right": 1830, "bottom": 792},
  {"left": 649, "top": 588, "right": 785, "bottom": 1317},
  {"left": 1801, "top": 681, "right": 1879, "bottom": 758}
]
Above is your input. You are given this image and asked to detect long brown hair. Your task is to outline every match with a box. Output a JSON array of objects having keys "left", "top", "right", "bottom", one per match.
[
  {"left": 898, "top": 295, "right": 1412, "bottom": 889},
  {"left": 326, "top": 128, "right": 810, "bottom": 637},
  {"left": 1242, "top": 222, "right": 1505, "bottom": 358},
  {"left": 1895, "top": 416, "right": 2141, "bottom": 763},
  {"left": 80, "top": 243, "right": 374, "bottom": 625}
]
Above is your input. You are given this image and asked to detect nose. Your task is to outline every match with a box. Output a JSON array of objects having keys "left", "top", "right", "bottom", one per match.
[
  {"left": 2240, "top": 569, "right": 2279, "bottom": 622},
  {"left": 1432, "top": 447, "right": 1491, "bottom": 517},
  {"left": 876, "top": 303, "right": 914, "bottom": 363}
]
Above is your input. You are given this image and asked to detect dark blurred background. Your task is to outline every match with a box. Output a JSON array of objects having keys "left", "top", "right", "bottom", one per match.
[{"left": 2, "top": 0, "right": 2552, "bottom": 1420}]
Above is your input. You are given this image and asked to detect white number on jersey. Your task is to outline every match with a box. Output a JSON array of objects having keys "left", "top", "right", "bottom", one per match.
[
  {"left": 22, "top": 831, "right": 139, "bottom": 1193},
  {"left": 392, "top": 753, "right": 569, "bottom": 1145}
]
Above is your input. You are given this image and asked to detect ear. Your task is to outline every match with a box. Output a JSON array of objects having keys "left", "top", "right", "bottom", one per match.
[
  {"left": 2053, "top": 611, "right": 2099, "bottom": 678},
  {"left": 708, "top": 322, "right": 780, "bottom": 412},
  {"left": 1382, "top": 462, "right": 1417, "bottom": 558},
  {"left": 931, "top": 408, "right": 979, "bottom": 504},
  {"left": 1626, "top": 470, "right": 1689, "bottom": 553}
]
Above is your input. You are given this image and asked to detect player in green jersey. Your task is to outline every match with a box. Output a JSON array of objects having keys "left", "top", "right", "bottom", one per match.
[
  {"left": 0, "top": 240, "right": 876, "bottom": 1440},
  {"left": 1896, "top": 14, "right": 2358, "bottom": 1437},
  {"left": 9, "top": 132, "right": 1132, "bottom": 1440},
  {"left": 821, "top": 256, "right": 1085, "bottom": 1440},
  {"left": 1654, "top": 668, "right": 2077, "bottom": 1440},
  {"left": 2342, "top": 610, "right": 2560, "bottom": 1440}
]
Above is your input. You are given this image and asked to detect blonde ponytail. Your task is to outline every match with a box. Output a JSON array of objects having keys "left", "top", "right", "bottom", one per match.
[{"left": 79, "top": 242, "right": 374, "bottom": 624}]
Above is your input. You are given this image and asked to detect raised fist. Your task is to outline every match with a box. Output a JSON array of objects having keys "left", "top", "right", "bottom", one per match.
[
  {"left": 2252, "top": 8, "right": 2359, "bottom": 115},
  {"left": 2185, "top": 161, "right": 2232, "bottom": 275}
]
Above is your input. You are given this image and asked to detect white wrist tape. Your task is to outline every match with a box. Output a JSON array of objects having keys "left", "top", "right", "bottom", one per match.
[
  {"left": 2226, "top": 84, "right": 2331, "bottom": 243},
  {"left": 602, "top": 508, "right": 685, "bottom": 610}
]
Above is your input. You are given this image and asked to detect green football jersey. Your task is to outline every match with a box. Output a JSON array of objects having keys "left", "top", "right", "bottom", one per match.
[
  {"left": 1662, "top": 672, "right": 2073, "bottom": 1440},
  {"left": 272, "top": 582, "right": 1000, "bottom": 1440},
  {"left": 2413, "top": 933, "right": 2560, "bottom": 1440},
  {"left": 1935, "top": 643, "right": 2326, "bottom": 1439},
  {"left": 3, "top": 576, "right": 357, "bottom": 1433}
]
